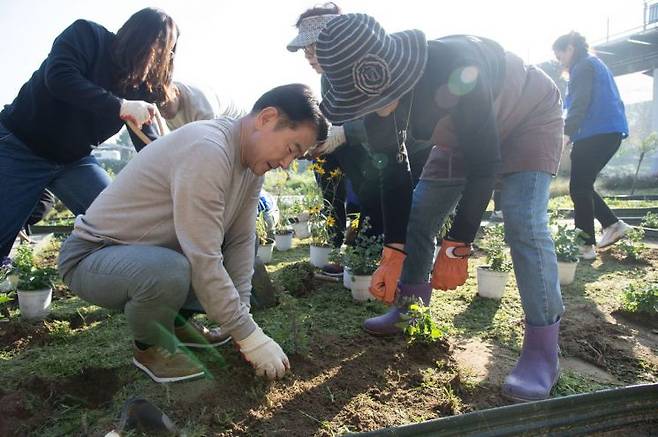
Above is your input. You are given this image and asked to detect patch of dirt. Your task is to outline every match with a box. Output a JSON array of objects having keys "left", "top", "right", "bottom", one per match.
[
  {"left": 610, "top": 309, "right": 658, "bottom": 331},
  {"left": 169, "top": 334, "right": 467, "bottom": 436},
  {"left": 55, "top": 310, "right": 111, "bottom": 329},
  {"left": 0, "top": 320, "right": 50, "bottom": 351},
  {"left": 22, "top": 366, "right": 125, "bottom": 409},
  {"left": 561, "top": 357, "right": 620, "bottom": 384},
  {"left": 452, "top": 338, "right": 516, "bottom": 386},
  {"left": 0, "top": 389, "right": 49, "bottom": 436},
  {"left": 560, "top": 304, "right": 658, "bottom": 383}
]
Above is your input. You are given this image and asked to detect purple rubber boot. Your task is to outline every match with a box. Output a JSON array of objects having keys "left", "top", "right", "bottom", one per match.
[
  {"left": 363, "top": 283, "right": 432, "bottom": 337},
  {"left": 502, "top": 319, "right": 561, "bottom": 402}
]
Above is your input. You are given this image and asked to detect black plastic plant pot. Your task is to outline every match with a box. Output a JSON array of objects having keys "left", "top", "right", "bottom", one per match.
[{"left": 351, "top": 383, "right": 658, "bottom": 436}]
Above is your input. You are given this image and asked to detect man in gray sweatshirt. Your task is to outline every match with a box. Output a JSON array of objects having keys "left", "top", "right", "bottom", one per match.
[{"left": 58, "top": 84, "right": 328, "bottom": 383}]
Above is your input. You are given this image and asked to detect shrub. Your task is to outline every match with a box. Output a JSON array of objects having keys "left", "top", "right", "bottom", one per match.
[
  {"left": 641, "top": 212, "right": 658, "bottom": 229},
  {"left": 277, "top": 262, "right": 315, "bottom": 297},
  {"left": 13, "top": 244, "right": 57, "bottom": 291},
  {"left": 343, "top": 217, "right": 384, "bottom": 276},
  {"left": 553, "top": 224, "right": 585, "bottom": 263},
  {"left": 615, "top": 227, "right": 647, "bottom": 262},
  {"left": 480, "top": 224, "right": 512, "bottom": 272},
  {"left": 621, "top": 282, "right": 658, "bottom": 314}
]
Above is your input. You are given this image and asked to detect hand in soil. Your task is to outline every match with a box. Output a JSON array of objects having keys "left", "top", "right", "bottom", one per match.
[{"left": 237, "top": 327, "right": 290, "bottom": 379}]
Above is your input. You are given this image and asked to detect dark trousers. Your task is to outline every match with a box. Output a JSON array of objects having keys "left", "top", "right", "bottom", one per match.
[
  {"left": 570, "top": 133, "right": 622, "bottom": 245},
  {"left": 0, "top": 189, "right": 56, "bottom": 257}
]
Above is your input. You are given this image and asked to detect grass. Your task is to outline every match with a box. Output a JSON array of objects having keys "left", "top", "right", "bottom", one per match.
[
  {"left": 3, "top": 234, "right": 657, "bottom": 435},
  {"left": 548, "top": 195, "right": 658, "bottom": 211},
  {"left": 553, "top": 370, "right": 612, "bottom": 397}
]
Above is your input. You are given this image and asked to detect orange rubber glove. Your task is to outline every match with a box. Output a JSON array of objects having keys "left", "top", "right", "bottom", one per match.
[
  {"left": 430, "top": 239, "right": 473, "bottom": 290},
  {"left": 369, "top": 245, "right": 406, "bottom": 304}
]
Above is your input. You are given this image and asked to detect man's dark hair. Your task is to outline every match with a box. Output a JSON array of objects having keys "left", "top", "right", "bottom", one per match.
[{"left": 252, "top": 83, "right": 328, "bottom": 143}]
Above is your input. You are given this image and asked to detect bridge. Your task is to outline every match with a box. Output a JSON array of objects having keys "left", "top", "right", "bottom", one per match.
[{"left": 592, "top": 3, "right": 658, "bottom": 129}]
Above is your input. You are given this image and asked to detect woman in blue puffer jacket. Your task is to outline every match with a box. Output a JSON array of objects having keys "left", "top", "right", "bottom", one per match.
[{"left": 553, "top": 31, "right": 630, "bottom": 260}]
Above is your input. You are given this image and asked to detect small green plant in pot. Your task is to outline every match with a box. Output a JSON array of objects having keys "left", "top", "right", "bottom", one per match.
[
  {"left": 308, "top": 198, "right": 337, "bottom": 267},
  {"left": 0, "top": 257, "right": 18, "bottom": 292},
  {"left": 14, "top": 244, "right": 56, "bottom": 321},
  {"left": 273, "top": 204, "right": 294, "bottom": 251},
  {"left": 553, "top": 224, "right": 585, "bottom": 285},
  {"left": 343, "top": 217, "right": 384, "bottom": 301},
  {"left": 477, "top": 224, "right": 512, "bottom": 300},
  {"left": 256, "top": 212, "right": 275, "bottom": 264}
]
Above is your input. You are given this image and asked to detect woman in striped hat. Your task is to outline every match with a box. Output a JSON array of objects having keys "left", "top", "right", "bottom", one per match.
[
  {"left": 287, "top": 3, "right": 433, "bottom": 256},
  {"left": 316, "top": 13, "right": 565, "bottom": 402}
]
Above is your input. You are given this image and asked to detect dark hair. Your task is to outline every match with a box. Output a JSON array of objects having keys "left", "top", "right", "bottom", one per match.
[
  {"left": 252, "top": 84, "right": 329, "bottom": 143},
  {"left": 112, "top": 8, "right": 179, "bottom": 105},
  {"left": 295, "top": 2, "right": 342, "bottom": 27},
  {"left": 552, "top": 31, "right": 589, "bottom": 59}
]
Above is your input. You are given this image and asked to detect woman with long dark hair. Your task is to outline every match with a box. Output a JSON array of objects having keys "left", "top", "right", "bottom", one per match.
[
  {"left": 553, "top": 31, "right": 630, "bottom": 259},
  {"left": 0, "top": 7, "right": 178, "bottom": 261}
]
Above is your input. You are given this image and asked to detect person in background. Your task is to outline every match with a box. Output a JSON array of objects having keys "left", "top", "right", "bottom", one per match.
[
  {"left": 288, "top": 3, "right": 385, "bottom": 261},
  {"left": 0, "top": 8, "right": 178, "bottom": 262},
  {"left": 58, "top": 84, "right": 328, "bottom": 383},
  {"left": 159, "top": 81, "right": 244, "bottom": 130},
  {"left": 289, "top": 4, "right": 433, "bottom": 284},
  {"left": 316, "top": 13, "right": 564, "bottom": 402},
  {"left": 553, "top": 31, "right": 630, "bottom": 260}
]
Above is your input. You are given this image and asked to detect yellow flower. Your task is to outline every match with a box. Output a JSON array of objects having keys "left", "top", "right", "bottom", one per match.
[
  {"left": 330, "top": 168, "right": 342, "bottom": 179},
  {"left": 316, "top": 157, "right": 326, "bottom": 165},
  {"left": 326, "top": 216, "right": 336, "bottom": 227},
  {"left": 315, "top": 166, "right": 326, "bottom": 176}
]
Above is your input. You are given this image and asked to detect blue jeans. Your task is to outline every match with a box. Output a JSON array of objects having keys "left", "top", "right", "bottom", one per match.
[
  {"left": 0, "top": 122, "right": 111, "bottom": 258},
  {"left": 401, "top": 172, "right": 564, "bottom": 326}
]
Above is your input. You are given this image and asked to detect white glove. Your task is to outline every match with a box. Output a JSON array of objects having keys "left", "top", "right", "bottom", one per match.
[
  {"left": 236, "top": 327, "right": 289, "bottom": 379},
  {"left": 310, "top": 125, "right": 346, "bottom": 157},
  {"left": 120, "top": 99, "right": 156, "bottom": 128}
]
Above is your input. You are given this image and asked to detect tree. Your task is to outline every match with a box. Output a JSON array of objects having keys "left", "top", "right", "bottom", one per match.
[{"left": 632, "top": 132, "right": 658, "bottom": 194}]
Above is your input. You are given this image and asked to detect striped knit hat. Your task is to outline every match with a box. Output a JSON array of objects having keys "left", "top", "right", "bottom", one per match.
[{"left": 316, "top": 13, "right": 427, "bottom": 123}]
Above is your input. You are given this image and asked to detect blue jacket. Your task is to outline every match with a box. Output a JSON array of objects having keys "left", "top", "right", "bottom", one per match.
[{"left": 564, "top": 55, "right": 628, "bottom": 142}]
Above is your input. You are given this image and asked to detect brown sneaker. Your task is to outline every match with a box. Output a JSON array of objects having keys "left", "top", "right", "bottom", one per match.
[
  {"left": 133, "top": 345, "right": 205, "bottom": 383},
  {"left": 174, "top": 320, "right": 231, "bottom": 348}
]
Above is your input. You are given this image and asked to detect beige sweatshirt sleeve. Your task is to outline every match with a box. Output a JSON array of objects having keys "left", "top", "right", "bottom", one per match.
[
  {"left": 170, "top": 139, "right": 257, "bottom": 341},
  {"left": 222, "top": 179, "right": 262, "bottom": 309}
]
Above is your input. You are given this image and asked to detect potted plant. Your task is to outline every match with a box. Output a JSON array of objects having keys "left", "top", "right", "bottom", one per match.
[
  {"left": 0, "top": 258, "right": 18, "bottom": 292},
  {"left": 289, "top": 201, "right": 311, "bottom": 239},
  {"left": 256, "top": 212, "right": 275, "bottom": 264},
  {"left": 343, "top": 217, "right": 383, "bottom": 302},
  {"left": 274, "top": 204, "right": 294, "bottom": 252},
  {"left": 553, "top": 224, "right": 583, "bottom": 285},
  {"left": 308, "top": 199, "right": 336, "bottom": 268},
  {"left": 476, "top": 224, "right": 512, "bottom": 300},
  {"left": 13, "top": 244, "right": 55, "bottom": 321}
]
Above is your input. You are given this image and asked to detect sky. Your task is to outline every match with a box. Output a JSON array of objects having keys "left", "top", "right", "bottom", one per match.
[{"left": 0, "top": 0, "right": 652, "bottom": 110}]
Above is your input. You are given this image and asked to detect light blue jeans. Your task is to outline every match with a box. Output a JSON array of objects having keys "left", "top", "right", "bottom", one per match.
[
  {"left": 400, "top": 172, "right": 564, "bottom": 326},
  {"left": 0, "top": 122, "right": 112, "bottom": 258}
]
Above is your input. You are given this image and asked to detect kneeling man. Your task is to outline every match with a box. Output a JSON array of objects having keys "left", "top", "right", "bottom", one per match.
[{"left": 58, "top": 84, "right": 328, "bottom": 383}]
